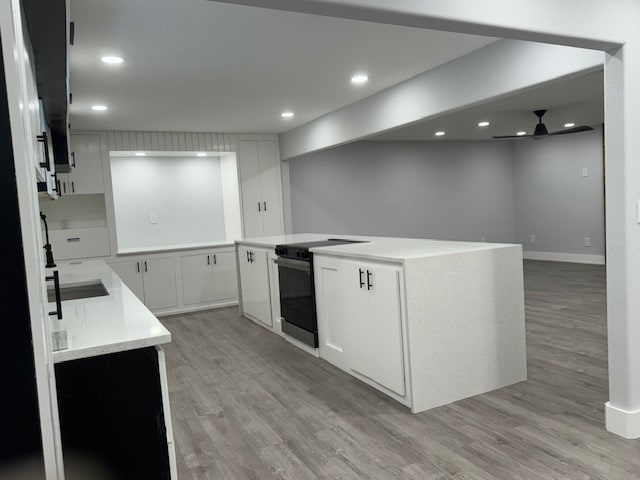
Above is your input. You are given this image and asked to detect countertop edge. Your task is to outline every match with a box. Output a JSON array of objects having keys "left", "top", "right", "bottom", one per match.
[
  {"left": 53, "top": 332, "right": 172, "bottom": 363},
  {"left": 117, "top": 242, "right": 235, "bottom": 256}
]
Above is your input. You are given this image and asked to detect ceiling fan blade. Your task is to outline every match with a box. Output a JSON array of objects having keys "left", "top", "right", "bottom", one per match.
[
  {"left": 549, "top": 125, "right": 594, "bottom": 136},
  {"left": 492, "top": 134, "right": 535, "bottom": 139}
]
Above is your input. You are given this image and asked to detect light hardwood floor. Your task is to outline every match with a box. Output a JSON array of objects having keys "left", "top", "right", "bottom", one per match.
[{"left": 160, "top": 260, "right": 640, "bottom": 480}]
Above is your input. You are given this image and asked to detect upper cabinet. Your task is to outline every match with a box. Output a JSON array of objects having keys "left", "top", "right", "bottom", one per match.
[
  {"left": 60, "top": 133, "right": 104, "bottom": 195},
  {"left": 237, "top": 137, "right": 284, "bottom": 238}
]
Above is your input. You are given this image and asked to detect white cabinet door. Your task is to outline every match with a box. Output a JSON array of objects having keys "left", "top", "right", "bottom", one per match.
[
  {"left": 238, "top": 140, "right": 263, "bottom": 238},
  {"left": 143, "top": 257, "right": 178, "bottom": 310},
  {"left": 181, "top": 254, "right": 215, "bottom": 305},
  {"left": 251, "top": 248, "right": 272, "bottom": 327},
  {"left": 345, "top": 262, "right": 406, "bottom": 396},
  {"left": 315, "top": 257, "right": 349, "bottom": 369},
  {"left": 69, "top": 134, "right": 104, "bottom": 195},
  {"left": 57, "top": 173, "right": 70, "bottom": 196},
  {"left": 211, "top": 251, "right": 238, "bottom": 301},
  {"left": 257, "top": 139, "right": 283, "bottom": 236},
  {"left": 238, "top": 246, "right": 254, "bottom": 317},
  {"left": 110, "top": 260, "right": 145, "bottom": 303}
]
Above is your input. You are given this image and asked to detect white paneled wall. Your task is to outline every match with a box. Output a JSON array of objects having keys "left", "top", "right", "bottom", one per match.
[{"left": 105, "top": 131, "right": 238, "bottom": 152}]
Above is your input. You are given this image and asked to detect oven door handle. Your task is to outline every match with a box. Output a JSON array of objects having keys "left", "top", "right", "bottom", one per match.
[{"left": 274, "top": 257, "right": 311, "bottom": 274}]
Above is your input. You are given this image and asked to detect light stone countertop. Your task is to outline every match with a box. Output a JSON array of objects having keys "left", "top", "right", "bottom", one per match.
[
  {"left": 48, "top": 260, "right": 171, "bottom": 363},
  {"left": 117, "top": 240, "right": 234, "bottom": 256},
  {"left": 236, "top": 233, "right": 519, "bottom": 263}
]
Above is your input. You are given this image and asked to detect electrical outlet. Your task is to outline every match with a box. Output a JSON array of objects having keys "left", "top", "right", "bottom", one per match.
[
  {"left": 585, "top": 237, "right": 591, "bottom": 247},
  {"left": 582, "top": 168, "right": 589, "bottom": 177},
  {"left": 149, "top": 213, "right": 158, "bottom": 225},
  {"left": 530, "top": 235, "right": 536, "bottom": 244}
]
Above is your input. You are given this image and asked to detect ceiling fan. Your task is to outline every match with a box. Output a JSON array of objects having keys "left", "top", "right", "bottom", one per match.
[{"left": 493, "top": 110, "right": 594, "bottom": 139}]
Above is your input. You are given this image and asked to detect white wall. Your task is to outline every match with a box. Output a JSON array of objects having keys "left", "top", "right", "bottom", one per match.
[
  {"left": 39, "top": 194, "right": 108, "bottom": 230},
  {"left": 110, "top": 155, "right": 227, "bottom": 250},
  {"left": 289, "top": 141, "right": 516, "bottom": 242},
  {"left": 513, "top": 126, "right": 605, "bottom": 260}
]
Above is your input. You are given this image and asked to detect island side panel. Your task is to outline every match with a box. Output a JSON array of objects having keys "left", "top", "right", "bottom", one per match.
[{"left": 403, "top": 246, "right": 526, "bottom": 413}]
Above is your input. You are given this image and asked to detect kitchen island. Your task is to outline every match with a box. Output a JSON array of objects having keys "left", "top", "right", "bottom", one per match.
[
  {"left": 48, "top": 260, "right": 176, "bottom": 479},
  {"left": 236, "top": 234, "right": 527, "bottom": 413}
]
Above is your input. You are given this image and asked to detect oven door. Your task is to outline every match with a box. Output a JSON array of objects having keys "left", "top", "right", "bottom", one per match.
[{"left": 275, "top": 257, "right": 318, "bottom": 347}]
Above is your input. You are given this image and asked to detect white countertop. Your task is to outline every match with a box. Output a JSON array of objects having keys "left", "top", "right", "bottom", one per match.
[
  {"left": 49, "top": 260, "right": 171, "bottom": 363},
  {"left": 236, "top": 233, "right": 519, "bottom": 263},
  {"left": 117, "top": 240, "right": 234, "bottom": 256}
]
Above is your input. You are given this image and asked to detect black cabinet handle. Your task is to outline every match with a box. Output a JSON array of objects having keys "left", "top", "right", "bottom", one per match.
[
  {"left": 249, "top": 251, "right": 254, "bottom": 263},
  {"left": 263, "top": 201, "right": 267, "bottom": 211},
  {"left": 367, "top": 270, "right": 373, "bottom": 290},
  {"left": 246, "top": 251, "right": 250, "bottom": 263},
  {"left": 136, "top": 261, "right": 140, "bottom": 273},
  {"left": 46, "top": 271, "right": 63, "bottom": 320},
  {"left": 71, "top": 181, "right": 75, "bottom": 193},
  {"left": 359, "top": 268, "right": 365, "bottom": 289},
  {"left": 207, "top": 255, "right": 210, "bottom": 265},
  {"left": 62, "top": 181, "right": 66, "bottom": 194},
  {"left": 37, "top": 132, "right": 51, "bottom": 170},
  {"left": 144, "top": 261, "right": 148, "bottom": 272},
  {"left": 71, "top": 151, "right": 76, "bottom": 168},
  {"left": 213, "top": 254, "right": 217, "bottom": 265},
  {"left": 258, "top": 202, "right": 262, "bottom": 212}
]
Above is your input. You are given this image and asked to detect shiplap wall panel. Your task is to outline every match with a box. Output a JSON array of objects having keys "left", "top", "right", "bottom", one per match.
[{"left": 104, "top": 131, "right": 242, "bottom": 153}]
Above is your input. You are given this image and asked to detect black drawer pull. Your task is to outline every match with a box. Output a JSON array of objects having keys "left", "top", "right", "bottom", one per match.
[
  {"left": 66, "top": 237, "right": 80, "bottom": 242},
  {"left": 359, "top": 268, "right": 365, "bottom": 289},
  {"left": 366, "top": 270, "right": 373, "bottom": 290},
  {"left": 46, "top": 271, "right": 63, "bottom": 320}
]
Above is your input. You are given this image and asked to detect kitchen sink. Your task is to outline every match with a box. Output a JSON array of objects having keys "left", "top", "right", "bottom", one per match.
[{"left": 48, "top": 280, "right": 109, "bottom": 302}]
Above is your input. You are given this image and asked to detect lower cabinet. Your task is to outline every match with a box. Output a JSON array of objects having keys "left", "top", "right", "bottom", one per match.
[
  {"left": 181, "top": 251, "right": 238, "bottom": 305},
  {"left": 109, "top": 257, "right": 178, "bottom": 310},
  {"left": 316, "top": 256, "right": 406, "bottom": 397},
  {"left": 238, "top": 245, "right": 272, "bottom": 327},
  {"left": 55, "top": 347, "right": 174, "bottom": 479}
]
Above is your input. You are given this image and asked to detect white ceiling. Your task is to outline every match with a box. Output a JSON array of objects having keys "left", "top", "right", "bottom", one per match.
[
  {"left": 68, "top": 0, "right": 498, "bottom": 133},
  {"left": 371, "top": 70, "right": 604, "bottom": 141}
]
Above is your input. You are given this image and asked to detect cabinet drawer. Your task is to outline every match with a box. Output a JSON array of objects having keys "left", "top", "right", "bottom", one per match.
[{"left": 49, "top": 227, "right": 110, "bottom": 260}]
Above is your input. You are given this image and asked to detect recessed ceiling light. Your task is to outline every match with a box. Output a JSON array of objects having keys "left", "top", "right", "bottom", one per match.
[
  {"left": 91, "top": 104, "right": 108, "bottom": 111},
  {"left": 101, "top": 55, "right": 124, "bottom": 64},
  {"left": 350, "top": 74, "right": 369, "bottom": 85},
  {"left": 435, "top": 131, "right": 446, "bottom": 137},
  {"left": 517, "top": 131, "right": 527, "bottom": 136},
  {"left": 196, "top": 152, "right": 207, "bottom": 157},
  {"left": 564, "top": 122, "right": 576, "bottom": 128},
  {"left": 478, "top": 121, "right": 490, "bottom": 127},
  {"left": 281, "top": 111, "right": 294, "bottom": 118},
  {"left": 134, "top": 152, "right": 147, "bottom": 156}
]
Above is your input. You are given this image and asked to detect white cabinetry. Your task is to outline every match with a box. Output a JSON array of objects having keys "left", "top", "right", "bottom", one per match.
[
  {"left": 59, "top": 133, "right": 104, "bottom": 195},
  {"left": 181, "top": 251, "right": 238, "bottom": 305},
  {"left": 110, "top": 257, "right": 178, "bottom": 310},
  {"left": 343, "top": 261, "right": 406, "bottom": 396},
  {"left": 238, "top": 245, "right": 272, "bottom": 327},
  {"left": 315, "top": 256, "right": 406, "bottom": 398},
  {"left": 237, "top": 138, "right": 284, "bottom": 238}
]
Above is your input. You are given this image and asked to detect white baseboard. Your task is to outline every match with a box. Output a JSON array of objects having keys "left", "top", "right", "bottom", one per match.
[
  {"left": 606, "top": 402, "right": 640, "bottom": 439},
  {"left": 523, "top": 251, "right": 605, "bottom": 265},
  {"left": 154, "top": 300, "right": 238, "bottom": 317}
]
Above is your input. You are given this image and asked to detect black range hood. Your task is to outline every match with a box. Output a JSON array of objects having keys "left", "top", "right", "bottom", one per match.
[{"left": 21, "top": 0, "right": 71, "bottom": 173}]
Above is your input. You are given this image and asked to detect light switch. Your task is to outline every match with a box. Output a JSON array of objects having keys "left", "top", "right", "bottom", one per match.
[
  {"left": 149, "top": 213, "right": 158, "bottom": 225},
  {"left": 582, "top": 168, "right": 589, "bottom": 177}
]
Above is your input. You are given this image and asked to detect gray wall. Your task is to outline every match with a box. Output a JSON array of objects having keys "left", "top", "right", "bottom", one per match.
[
  {"left": 512, "top": 126, "right": 605, "bottom": 256},
  {"left": 288, "top": 141, "right": 516, "bottom": 243}
]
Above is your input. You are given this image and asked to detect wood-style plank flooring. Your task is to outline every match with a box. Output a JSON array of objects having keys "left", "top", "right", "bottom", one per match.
[{"left": 160, "top": 260, "right": 640, "bottom": 480}]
